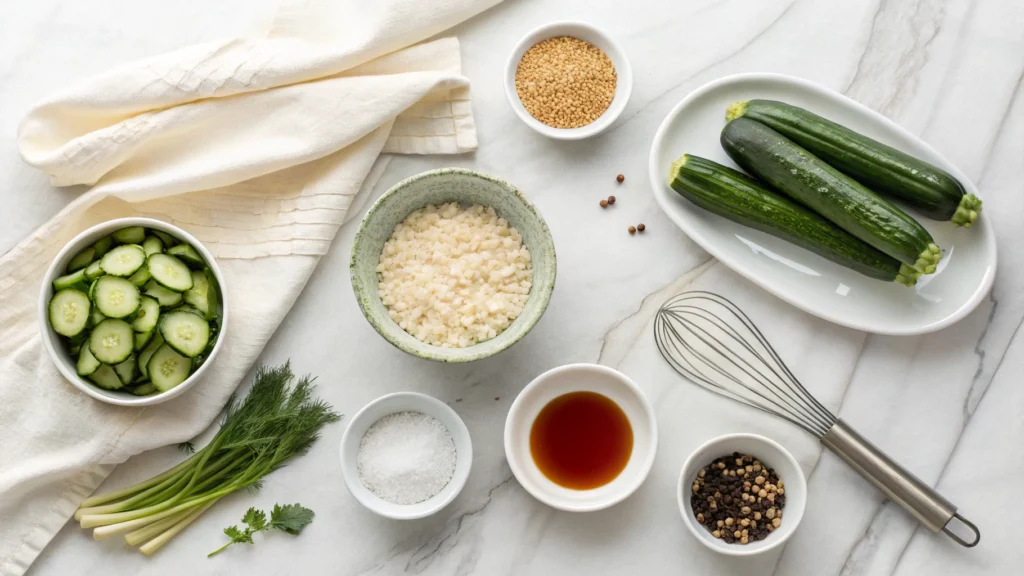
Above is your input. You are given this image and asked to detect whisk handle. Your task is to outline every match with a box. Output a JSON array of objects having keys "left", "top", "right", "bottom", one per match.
[{"left": 821, "top": 419, "right": 980, "bottom": 547}]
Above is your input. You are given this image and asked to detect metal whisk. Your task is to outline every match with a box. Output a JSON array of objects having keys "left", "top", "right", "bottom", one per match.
[{"left": 654, "top": 291, "right": 980, "bottom": 547}]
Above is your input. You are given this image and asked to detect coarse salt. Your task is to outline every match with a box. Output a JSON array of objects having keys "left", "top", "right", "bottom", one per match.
[{"left": 356, "top": 411, "right": 457, "bottom": 505}]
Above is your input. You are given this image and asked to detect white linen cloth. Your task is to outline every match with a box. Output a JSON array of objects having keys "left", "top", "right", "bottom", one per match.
[{"left": 0, "top": 0, "right": 500, "bottom": 573}]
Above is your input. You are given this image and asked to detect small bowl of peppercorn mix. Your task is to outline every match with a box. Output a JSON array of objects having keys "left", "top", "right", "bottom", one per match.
[
  {"left": 505, "top": 21, "right": 632, "bottom": 140},
  {"left": 677, "top": 433, "right": 806, "bottom": 556}
]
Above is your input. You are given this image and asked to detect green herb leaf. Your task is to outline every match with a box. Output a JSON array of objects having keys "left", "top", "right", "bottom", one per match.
[
  {"left": 223, "top": 525, "right": 252, "bottom": 545},
  {"left": 270, "top": 503, "right": 314, "bottom": 535},
  {"left": 177, "top": 441, "right": 195, "bottom": 454},
  {"left": 242, "top": 507, "right": 267, "bottom": 532},
  {"left": 209, "top": 503, "right": 313, "bottom": 557}
]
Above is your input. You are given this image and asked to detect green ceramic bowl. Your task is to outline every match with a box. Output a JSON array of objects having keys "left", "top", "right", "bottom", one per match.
[{"left": 351, "top": 168, "right": 557, "bottom": 363}]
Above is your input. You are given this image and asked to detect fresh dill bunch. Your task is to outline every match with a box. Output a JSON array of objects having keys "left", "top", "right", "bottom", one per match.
[{"left": 75, "top": 362, "right": 341, "bottom": 556}]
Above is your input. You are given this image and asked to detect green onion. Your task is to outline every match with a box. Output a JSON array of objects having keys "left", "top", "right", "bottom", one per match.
[{"left": 75, "top": 363, "right": 341, "bottom": 555}]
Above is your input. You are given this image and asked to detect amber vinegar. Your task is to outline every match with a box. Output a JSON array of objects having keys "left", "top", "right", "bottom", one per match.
[{"left": 529, "top": 391, "right": 633, "bottom": 490}]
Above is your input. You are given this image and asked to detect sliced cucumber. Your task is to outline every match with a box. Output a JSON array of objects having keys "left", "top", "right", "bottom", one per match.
[
  {"left": 151, "top": 230, "right": 178, "bottom": 247},
  {"left": 88, "top": 364, "right": 124, "bottom": 390},
  {"left": 93, "top": 276, "right": 141, "bottom": 318},
  {"left": 67, "top": 247, "right": 95, "bottom": 272},
  {"left": 138, "top": 332, "right": 164, "bottom": 380},
  {"left": 129, "top": 267, "right": 152, "bottom": 287},
  {"left": 131, "top": 296, "right": 160, "bottom": 333},
  {"left": 148, "top": 345, "right": 192, "bottom": 392},
  {"left": 53, "top": 269, "right": 87, "bottom": 291},
  {"left": 112, "top": 226, "right": 146, "bottom": 244},
  {"left": 89, "top": 306, "right": 106, "bottom": 328},
  {"left": 114, "top": 355, "right": 137, "bottom": 385},
  {"left": 92, "top": 235, "right": 114, "bottom": 258},
  {"left": 183, "top": 269, "right": 219, "bottom": 319},
  {"left": 88, "top": 319, "right": 134, "bottom": 364},
  {"left": 159, "top": 311, "right": 210, "bottom": 358},
  {"left": 142, "top": 236, "right": 164, "bottom": 257},
  {"left": 100, "top": 245, "right": 146, "bottom": 277},
  {"left": 148, "top": 254, "right": 193, "bottom": 291},
  {"left": 192, "top": 329, "right": 219, "bottom": 370},
  {"left": 144, "top": 279, "right": 183, "bottom": 307},
  {"left": 166, "top": 244, "right": 206, "bottom": 269},
  {"left": 70, "top": 342, "right": 81, "bottom": 356},
  {"left": 84, "top": 260, "right": 104, "bottom": 280},
  {"left": 76, "top": 344, "right": 101, "bottom": 376},
  {"left": 129, "top": 382, "right": 158, "bottom": 396},
  {"left": 169, "top": 304, "right": 204, "bottom": 317},
  {"left": 48, "top": 289, "right": 91, "bottom": 337},
  {"left": 68, "top": 330, "right": 88, "bottom": 347},
  {"left": 135, "top": 329, "right": 155, "bottom": 351}
]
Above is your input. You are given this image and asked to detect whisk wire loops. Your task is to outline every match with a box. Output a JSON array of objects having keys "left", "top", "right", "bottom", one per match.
[{"left": 654, "top": 291, "right": 836, "bottom": 438}]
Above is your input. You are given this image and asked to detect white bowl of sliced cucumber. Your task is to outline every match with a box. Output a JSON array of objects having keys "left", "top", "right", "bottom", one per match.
[{"left": 39, "top": 217, "right": 227, "bottom": 406}]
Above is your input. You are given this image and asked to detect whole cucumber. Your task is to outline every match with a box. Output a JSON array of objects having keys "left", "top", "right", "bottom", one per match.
[
  {"left": 668, "top": 154, "right": 915, "bottom": 284},
  {"left": 721, "top": 118, "right": 941, "bottom": 275},
  {"left": 727, "top": 99, "right": 981, "bottom": 227}
]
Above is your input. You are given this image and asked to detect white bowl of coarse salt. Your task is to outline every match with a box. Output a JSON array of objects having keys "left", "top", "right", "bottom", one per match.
[{"left": 340, "top": 392, "right": 473, "bottom": 519}]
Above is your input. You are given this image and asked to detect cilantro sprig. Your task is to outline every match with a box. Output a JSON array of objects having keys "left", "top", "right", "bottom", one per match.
[{"left": 208, "top": 504, "right": 314, "bottom": 557}]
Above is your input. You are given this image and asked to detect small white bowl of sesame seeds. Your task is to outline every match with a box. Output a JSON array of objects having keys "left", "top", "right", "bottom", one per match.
[{"left": 505, "top": 21, "right": 632, "bottom": 140}]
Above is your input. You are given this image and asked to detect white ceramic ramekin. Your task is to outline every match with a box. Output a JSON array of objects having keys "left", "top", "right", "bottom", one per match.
[
  {"left": 504, "top": 21, "right": 633, "bottom": 140},
  {"left": 677, "top": 433, "right": 807, "bottom": 556}
]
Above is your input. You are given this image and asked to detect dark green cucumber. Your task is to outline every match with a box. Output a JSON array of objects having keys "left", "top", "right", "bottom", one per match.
[
  {"left": 668, "top": 155, "right": 913, "bottom": 284},
  {"left": 721, "top": 118, "right": 941, "bottom": 276},
  {"left": 726, "top": 99, "right": 981, "bottom": 226}
]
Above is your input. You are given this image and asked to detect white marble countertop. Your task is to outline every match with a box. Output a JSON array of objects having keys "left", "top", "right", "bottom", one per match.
[{"left": 4, "top": 0, "right": 1023, "bottom": 574}]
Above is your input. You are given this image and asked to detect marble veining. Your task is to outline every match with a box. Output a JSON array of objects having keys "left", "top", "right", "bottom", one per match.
[{"left": 3, "top": 0, "right": 1023, "bottom": 574}]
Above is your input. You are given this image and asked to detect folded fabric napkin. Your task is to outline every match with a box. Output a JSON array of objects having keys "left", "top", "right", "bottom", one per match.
[{"left": 0, "top": 0, "right": 501, "bottom": 573}]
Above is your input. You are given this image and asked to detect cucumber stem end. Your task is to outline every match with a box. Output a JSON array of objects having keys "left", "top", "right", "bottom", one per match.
[
  {"left": 909, "top": 245, "right": 943, "bottom": 275},
  {"left": 725, "top": 101, "right": 749, "bottom": 122},
  {"left": 668, "top": 155, "right": 690, "bottom": 186},
  {"left": 951, "top": 194, "right": 982, "bottom": 227}
]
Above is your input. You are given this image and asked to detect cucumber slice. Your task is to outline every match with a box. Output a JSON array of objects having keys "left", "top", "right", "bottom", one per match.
[
  {"left": 68, "top": 329, "right": 88, "bottom": 346},
  {"left": 169, "top": 304, "right": 204, "bottom": 317},
  {"left": 135, "top": 329, "right": 155, "bottom": 351},
  {"left": 76, "top": 344, "right": 101, "bottom": 376},
  {"left": 53, "top": 269, "right": 87, "bottom": 291},
  {"left": 112, "top": 226, "right": 145, "bottom": 244},
  {"left": 166, "top": 244, "right": 206, "bottom": 269},
  {"left": 67, "top": 247, "right": 95, "bottom": 273},
  {"left": 131, "top": 296, "right": 160, "bottom": 333},
  {"left": 114, "top": 355, "right": 137, "bottom": 384},
  {"left": 183, "top": 269, "right": 219, "bottom": 320},
  {"left": 48, "top": 289, "right": 91, "bottom": 337},
  {"left": 142, "top": 236, "right": 164, "bottom": 257},
  {"left": 88, "top": 319, "right": 134, "bottom": 364},
  {"left": 129, "top": 267, "right": 152, "bottom": 287},
  {"left": 148, "top": 254, "right": 193, "bottom": 291},
  {"left": 84, "top": 260, "right": 104, "bottom": 280},
  {"left": 129, "top": 382, "right": 158, "bottom": 396},
  {"left": 92, "top": 235, "right": 114, "bottom": 258},
  {"left": 88, "top": 364, "right": 124, "bottom": 390},
  {"left": 148, "top": 345, "right": 192, "bottom": 391},
  {"left": 101, "top": 245, "right": 146, "bottom": 277},
  {"left": 138, "top": 332, "right": 164, "bottom": 380},
  {"left": 93, "top": 276, "right": 141, "bottom": 318},
  {"left": 159, "top": 311, "right": 210, "bottom": 358},
  {"left": 70, "top": 342, "right": 81, "bottom": 356},
  {"left": 144, "top": 279, "right": 183, "bottom": 307},
  {"left": 89, "top": 306, "right": 106, "bottom": 328},
  {"left": 150, "top": 230, "right": 178, "bottom": 247},
  {"left": 192, "top": 329, "right": 219, "bottom": 370}
]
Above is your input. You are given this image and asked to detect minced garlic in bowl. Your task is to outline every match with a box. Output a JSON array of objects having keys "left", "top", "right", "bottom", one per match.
[{"left": 376, "top": 203, "right": 533, "bottom": 348}]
